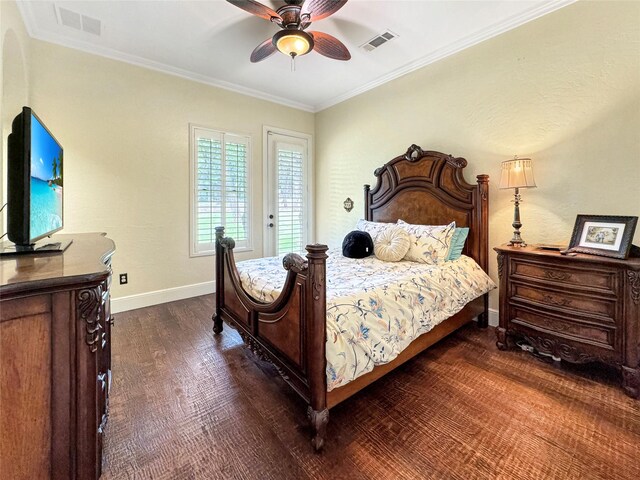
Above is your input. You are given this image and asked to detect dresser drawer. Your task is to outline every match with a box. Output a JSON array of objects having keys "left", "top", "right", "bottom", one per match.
[
  {"left": 511, "top": 283, "right": 616, "bottom": 322},
  {"left": 511, "top": 306, "right": 616, "bottom": 349},
  {"left": 510, "top": 258, "right": 617, "bottom": 295}
]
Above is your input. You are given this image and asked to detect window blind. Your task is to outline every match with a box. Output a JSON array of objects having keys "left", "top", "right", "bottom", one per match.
[
  {"left": 191, "top": 127, "right": 250, "bottom": 255},
  {"left": 276, "top": 143, "right": 305, "bottom": 255}
]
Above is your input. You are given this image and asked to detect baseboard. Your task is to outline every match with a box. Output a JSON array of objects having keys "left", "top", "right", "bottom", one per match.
[
  {"left": 111, "top": 281, "right": 215, "bottom": 314},
  {"left": 488, "top": 308, "right": 499, "bottom": 327},
  {"left": 474, "top": 308, "right": 499, "bottom": 327}
]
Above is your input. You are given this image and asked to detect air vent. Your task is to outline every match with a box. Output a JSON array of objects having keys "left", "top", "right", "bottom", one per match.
[
  {"left": 360, "top": 30, "right": 398, "bottom": 52},
  {"left": 57, "top": 7, "right": 81, "bottom": 30},
  {"left": 81, "top": 15, "right": 101, "bottom": 36},
  {"left": 55, "top": 5, "right": 101, "bottom": 36}
]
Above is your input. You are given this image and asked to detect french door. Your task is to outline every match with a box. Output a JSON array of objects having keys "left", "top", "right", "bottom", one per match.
[{"left": 264, "top": 129, "right": 312, "bottom": 257}]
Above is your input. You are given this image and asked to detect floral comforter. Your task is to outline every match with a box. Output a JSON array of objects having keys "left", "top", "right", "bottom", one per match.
[{"left": 236, "top": 250, "right": 495, "bottom": 391}]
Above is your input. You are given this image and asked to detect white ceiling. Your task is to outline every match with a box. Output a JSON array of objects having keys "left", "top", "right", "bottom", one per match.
[{"left": 17, "top": 0, "right": 574, "bottom": 112}]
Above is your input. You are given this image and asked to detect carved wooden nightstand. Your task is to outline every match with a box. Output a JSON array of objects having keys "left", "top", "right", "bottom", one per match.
[{"left": 494, "top": 244, "right": 640, "bottom": 398}]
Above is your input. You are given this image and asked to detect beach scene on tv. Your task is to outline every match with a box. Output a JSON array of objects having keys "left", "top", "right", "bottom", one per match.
[{"left": 30, "top": 114, "right": 63, "bottom": 240}]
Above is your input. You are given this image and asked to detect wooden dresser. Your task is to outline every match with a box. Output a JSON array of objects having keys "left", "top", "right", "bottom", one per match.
[
  {"left": 0, "top": 233, "right": 115, "bottom": 479},
  {"left": 494, "top": 244, "right": 640, "bottom": 398}
]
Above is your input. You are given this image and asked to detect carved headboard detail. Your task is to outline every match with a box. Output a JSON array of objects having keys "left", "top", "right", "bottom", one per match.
[{"left": 364, "top": 144, "right": 489, "bottom": 273}]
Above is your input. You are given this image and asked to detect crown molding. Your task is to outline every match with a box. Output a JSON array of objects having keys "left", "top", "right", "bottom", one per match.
[
  {"left": 314, "top": 0, "right": 577, "bottom": 112},
  {"left": 17, "top": 0, "right": 575, "bottom": 114}
]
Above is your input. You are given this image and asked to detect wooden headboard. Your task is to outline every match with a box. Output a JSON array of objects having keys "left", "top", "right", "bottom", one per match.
[{"left": 364, "top": 144, "right": 489, "bottom": 273}]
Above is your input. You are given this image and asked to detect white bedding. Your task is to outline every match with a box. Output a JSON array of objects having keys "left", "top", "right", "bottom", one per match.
[{"left": 236, "top": 250, "right": 496, "bottom": 391}]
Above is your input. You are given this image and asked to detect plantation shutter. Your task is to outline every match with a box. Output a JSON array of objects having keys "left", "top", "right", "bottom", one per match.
[
  {"left": 191, "top": 127, "right": 250, "bottom": 255},
  {"left": 223, "top": 135, "right": 250, "bottom": 244},
  {"left": 275, "top": 140, "right": 307, "bottom": 255}
]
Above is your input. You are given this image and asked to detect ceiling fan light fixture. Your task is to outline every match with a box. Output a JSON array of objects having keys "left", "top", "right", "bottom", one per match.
[{"left": 273, "top": 29, "right": 314, "bottom": 57}]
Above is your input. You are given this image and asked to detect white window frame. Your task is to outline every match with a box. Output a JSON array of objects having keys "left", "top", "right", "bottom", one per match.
[
  {"left": 262, "top": 126, "right": 314, "bottom": 256},
  {"left": 189, "top": 124, "right": 253, "bottom": 257}
]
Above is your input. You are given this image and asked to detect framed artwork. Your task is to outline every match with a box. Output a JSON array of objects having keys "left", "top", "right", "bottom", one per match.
[{"left": 568, "top": 215, "right": 638, "bottom": 259}]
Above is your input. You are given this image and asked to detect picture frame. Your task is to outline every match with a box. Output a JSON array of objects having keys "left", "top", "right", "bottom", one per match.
[{"left": 568, "top": 215, "right": 638, "bottom": 259}]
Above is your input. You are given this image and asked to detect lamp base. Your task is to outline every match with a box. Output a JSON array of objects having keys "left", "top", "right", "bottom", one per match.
[
  {"left": 508, "top": 188, "right": 527, "bottom": 247},
  {"left": 507, "top": 239, "right": 527, "bottom": 247}
]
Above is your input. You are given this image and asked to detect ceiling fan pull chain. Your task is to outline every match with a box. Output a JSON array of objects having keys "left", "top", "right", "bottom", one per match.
[{"left": 291, "top": 55, "right": 296, "bottom": 72}]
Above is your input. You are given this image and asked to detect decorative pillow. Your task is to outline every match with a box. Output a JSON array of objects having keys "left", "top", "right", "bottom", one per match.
[
  {"left": 355, "top": 219, "right": 395, "bottom": 241},
  {"left": 374, "top": 226, "right": 410, "bottom": 262},
  {"left": 342, "top": 230, "right": 374, "bottom": 259},
  {"left": 446, "top": 227, "right": 470, "bottom": 261},
  {"left": 397, "top": 220, "right": 456, "bottom": 264}
]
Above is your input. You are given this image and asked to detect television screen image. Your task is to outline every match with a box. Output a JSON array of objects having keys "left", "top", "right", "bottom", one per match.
[{"left": 30, "top": 113, "right": 63, "bottom": 240}]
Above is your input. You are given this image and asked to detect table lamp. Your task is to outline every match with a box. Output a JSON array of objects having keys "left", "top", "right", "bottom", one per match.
[{"left": 499, "top": 156, "right": 536, "bottom": 246}]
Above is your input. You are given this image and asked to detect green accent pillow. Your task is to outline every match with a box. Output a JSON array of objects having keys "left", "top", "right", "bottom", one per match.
[{"left": 447, "top": 227, "right": 469, "bottom": 261}]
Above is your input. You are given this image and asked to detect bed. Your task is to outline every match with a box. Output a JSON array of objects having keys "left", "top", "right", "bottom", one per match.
[{"left": 212, "top": 144, "right": 492, "bottom": 450}]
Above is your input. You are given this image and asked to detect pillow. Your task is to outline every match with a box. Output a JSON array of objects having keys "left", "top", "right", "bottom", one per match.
[
  {"left": 342, "top": 230, "right": 374, "bottom": 259},
  {"left": 355, "top": 219, "right": 395, "bottom": 241},
  {"left": 397, "top": 220, "right": 456, "bottom": 264},
  {"left": 374, "top": 226, "right": 410, "bottom": 262},
  {"left": 446, "top": 227, "right": 469, "bottom": 261}
]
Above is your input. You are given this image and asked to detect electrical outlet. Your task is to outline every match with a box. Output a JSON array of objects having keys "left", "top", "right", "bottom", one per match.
[{"left": 119, "top": 273, "right": 128, "bottom": 285}]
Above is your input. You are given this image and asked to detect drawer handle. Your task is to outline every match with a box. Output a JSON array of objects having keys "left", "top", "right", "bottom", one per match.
[
  {"left": 543, "top": 270, "right": 570, "bottom": 281},
  {"left": 542, "top": 294, "right": 572, "bottom": 307}
]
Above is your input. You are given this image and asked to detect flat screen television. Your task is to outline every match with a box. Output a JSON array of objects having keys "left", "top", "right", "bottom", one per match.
[{"left": 6, "top": 106, "right": 65, "bottom": 251}]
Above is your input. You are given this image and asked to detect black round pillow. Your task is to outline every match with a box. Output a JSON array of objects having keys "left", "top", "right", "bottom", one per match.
[{"left": 342, "top": 230, "right": 374, "bottom": 259}]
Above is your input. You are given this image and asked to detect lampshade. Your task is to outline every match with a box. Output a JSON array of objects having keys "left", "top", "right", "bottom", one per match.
[
  {"left": 273, "top": 30, "right": 314, "bottom": 58},
  {"left": 499, "top": 157, "right": 536, "bottom": 189}
]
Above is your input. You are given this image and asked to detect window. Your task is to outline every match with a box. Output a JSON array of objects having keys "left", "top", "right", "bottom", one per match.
[{"left": 190, "top": 126, "right": 251, "bottom": 256}]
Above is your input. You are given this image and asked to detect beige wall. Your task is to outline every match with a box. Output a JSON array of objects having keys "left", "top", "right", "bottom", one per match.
[
  {"left": 315, "top": 1, "right": 640, "bottom": 310},
  {"left": 25, "top": 40, "right": 314, "bottom": 299},
  {"left": 1, "top": 0, "right": 31, "bottom": 231}
]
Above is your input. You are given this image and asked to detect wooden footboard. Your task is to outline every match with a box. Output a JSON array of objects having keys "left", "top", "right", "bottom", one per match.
[{"left": 212, "top": 226, "right": 330, "bottom": 449}]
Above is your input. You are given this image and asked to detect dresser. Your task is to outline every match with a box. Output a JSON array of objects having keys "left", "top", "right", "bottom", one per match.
[
  {"left": 0, "top": 233, "right": 115, "bottom": 479},
  {"left": 494, "top": 244, "right": 640, "bottom": 398}
]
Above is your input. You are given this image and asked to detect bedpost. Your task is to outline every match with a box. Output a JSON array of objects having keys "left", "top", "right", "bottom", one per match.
[
  {"left": 212, "top": 226, "right": 224, "bottom": 334},
  {"left": 305, "top": 243, "right": 329, "bottom": 451},
  {"left": 364, "top": 184, "right": 371, "bottom": 221},
  {"left": 476, "top": 174, "right": 490, "bottom": 328}
]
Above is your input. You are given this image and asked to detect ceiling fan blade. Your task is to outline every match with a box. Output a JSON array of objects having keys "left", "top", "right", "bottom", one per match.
[
  {"left": 226, "top": 0, "right": 282, "bottom": 23},
  {"left": 250, "top": 37, "right": 277, "bottom": 63},
  {"left": 301, "top": 0, "right": 348, "bottom": 23},
  {"left": 309, "top": 31, "right": 351, "bottom": 60}
]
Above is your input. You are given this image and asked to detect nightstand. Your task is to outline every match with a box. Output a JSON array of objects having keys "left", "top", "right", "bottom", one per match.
[{"left": 494, "top": 244, "right": 640, "bottom": 398}]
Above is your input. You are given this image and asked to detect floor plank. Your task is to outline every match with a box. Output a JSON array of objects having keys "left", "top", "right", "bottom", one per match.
[{"left": 102, "top": 295, "right": 640, "bottom": 480}]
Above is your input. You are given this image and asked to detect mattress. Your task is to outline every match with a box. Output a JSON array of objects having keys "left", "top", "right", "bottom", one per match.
[{"left": 236, "top": 250, "right": 496, "bottom": 391}]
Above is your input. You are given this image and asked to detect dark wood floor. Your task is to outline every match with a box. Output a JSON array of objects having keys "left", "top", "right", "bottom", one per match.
[{"left": 102, "top": 295, "right": 640, "bottom": 480}]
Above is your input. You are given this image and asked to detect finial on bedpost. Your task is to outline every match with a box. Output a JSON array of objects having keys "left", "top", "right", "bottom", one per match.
[
  {"left": 476, "top": 175, "right": 490, "bottom": 328},
  {"left": 305, "top": 243, "right": 329, "bottom": 450},
  {"left": 213, "top": 226, "right": 225, "bottom": 335}
]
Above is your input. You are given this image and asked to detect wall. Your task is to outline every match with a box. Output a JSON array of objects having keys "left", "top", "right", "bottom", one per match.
[
  {"left": 1, "top": 0, "right": 31, "bottom": 232},
  {"left": 26, "top": 39, "right": 314, "bottom": 304},
  {"left": 315, "top": 1, "right": 640, "bottom": 312}
]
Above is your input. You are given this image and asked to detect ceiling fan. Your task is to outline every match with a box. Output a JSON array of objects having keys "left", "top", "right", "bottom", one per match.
[{"left": 227, "top": 0, "right": 351, "bottom": 63}]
